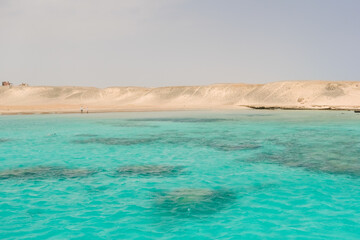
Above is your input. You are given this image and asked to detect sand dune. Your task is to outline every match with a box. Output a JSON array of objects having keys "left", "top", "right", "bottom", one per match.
[{"left": 1, "top": 81, "right": 360, "bottom": 114}]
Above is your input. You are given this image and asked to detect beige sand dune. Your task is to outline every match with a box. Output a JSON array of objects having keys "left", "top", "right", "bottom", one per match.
[{"left": 1, "top": 81, "right": 360, "bottom": 114}]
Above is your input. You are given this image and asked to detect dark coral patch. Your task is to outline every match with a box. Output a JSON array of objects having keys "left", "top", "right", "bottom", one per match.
[
  {"left": 254, "top": 151, "right": 360, "bottom": 177},
  {"left": 130, "top": 118, "right": 229, "bottom": 123},
  {"left": 210, "top": 143, "right": 261, "bottom": 151},
  {"left": 0, "top": 166, "right": 97, "bottom": 180},
  {"left": 72, "top": 137, "right": 156, "bottom": 146},
  {"left": 154, "top": 188, "right": 236, "bottom": 217},
  {"left": 75, "top": 134, "right": 99, "bottom": 137},
  {"left": 117, "top": 165, "right": 186, "bottom": 177}
]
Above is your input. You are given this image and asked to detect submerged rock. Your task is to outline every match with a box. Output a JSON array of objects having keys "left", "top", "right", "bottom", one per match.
[
  {"left": 210, "top": 143, "right": 261, "bottom": 151},
  {"left": 117, "top": 165, "right": 186, "bottom": 177},
  {"left": 75, "top": 134, "right": 99, "bottom": 137},
  {"left": 154, "top": 188, "right": 236, "bottom": 217},
  {"left": 111, "top": 122, "right": 157, "bottom": 128},
  {"left": 245, "top": 114, "right": 273, "bottom": 117},
  {"left": 0, "top": 166, "right": 97, "bottom": 180},
  {"left": 253, "top": 150, "right": 360, "bottom": 177},
  {"left": 72, "top": 137, "right": 156, "bottom": 146},
  {"left": 130, "top": 118, "right": 229, "bottom": 123},
  {"left": 0, "top": 138, "right": 10, "bottom": 143}
]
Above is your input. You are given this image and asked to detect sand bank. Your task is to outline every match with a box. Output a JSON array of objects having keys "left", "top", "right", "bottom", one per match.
[{"left": 1, "top": 81, "right": 360, "bottom": 114}]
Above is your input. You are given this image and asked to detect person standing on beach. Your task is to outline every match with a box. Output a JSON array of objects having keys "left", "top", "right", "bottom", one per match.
[
  {"left": 80, "top": 106, "right": 84, "bottom": 114},
  {"left": 86, "top": 106, "right": 88, "bottom": 114}
]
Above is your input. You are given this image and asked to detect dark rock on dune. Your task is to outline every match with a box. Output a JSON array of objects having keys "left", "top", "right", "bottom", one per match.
[
  {"left": 154, "top": 188, "right": 236, "bottom": 217},
  {"left": 0, "top": 166, "right": 97, "bottom": 180},
  {"left": 117, "top": 165, "right": 186, "bottom": 177}
]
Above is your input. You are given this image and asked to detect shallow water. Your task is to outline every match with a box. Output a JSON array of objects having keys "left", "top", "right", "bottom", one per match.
[{"left": 1, "top": 110, "right": 360, "bottom": 239}]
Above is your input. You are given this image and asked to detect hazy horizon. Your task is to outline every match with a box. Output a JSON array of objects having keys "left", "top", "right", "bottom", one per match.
[
  {"left": 1, "top": 0, "right": 360, "bottom": 88},
  {"left": 2, "top": 80, "right": 360, "bottom": 89}
]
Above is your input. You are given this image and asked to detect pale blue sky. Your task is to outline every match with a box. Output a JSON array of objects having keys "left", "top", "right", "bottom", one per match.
[{"left": 1, "top": 0, "right": 359, "bottom": 87}]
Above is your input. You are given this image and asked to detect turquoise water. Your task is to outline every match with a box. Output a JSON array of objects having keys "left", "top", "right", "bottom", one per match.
[{"left": 1, "top": 110, "right": 360, "bottom": 239}]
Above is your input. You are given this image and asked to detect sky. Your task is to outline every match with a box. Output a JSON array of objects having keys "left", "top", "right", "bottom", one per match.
[{"left": 1, "top": 0, "right": 360, "bottom": 87}]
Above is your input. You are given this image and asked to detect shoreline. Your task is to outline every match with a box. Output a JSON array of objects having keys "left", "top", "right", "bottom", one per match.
[
  {"left": 0, "top": 105, "right": 246, "bottom": 115},
  {"left": 1, "top": 105, "right": 359, "bottom": 116}
]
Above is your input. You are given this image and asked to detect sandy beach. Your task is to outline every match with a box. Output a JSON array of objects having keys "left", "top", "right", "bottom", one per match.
[{"left": 1, "top": 81, "right": 360, "bottom": 115}]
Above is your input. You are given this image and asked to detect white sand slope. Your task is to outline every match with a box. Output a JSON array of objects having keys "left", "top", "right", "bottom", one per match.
[{"left": 1, "top": 81, "right": 360, "bottom": 114}]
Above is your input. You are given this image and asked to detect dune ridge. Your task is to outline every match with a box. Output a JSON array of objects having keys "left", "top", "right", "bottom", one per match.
[{"left": 1, "top": 81, "right": 360, "bottom": 114}]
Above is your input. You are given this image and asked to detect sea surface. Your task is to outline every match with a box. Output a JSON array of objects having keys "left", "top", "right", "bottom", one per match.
[{"left": 0, "top": 110, "right": 360, "bottom": 239}]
